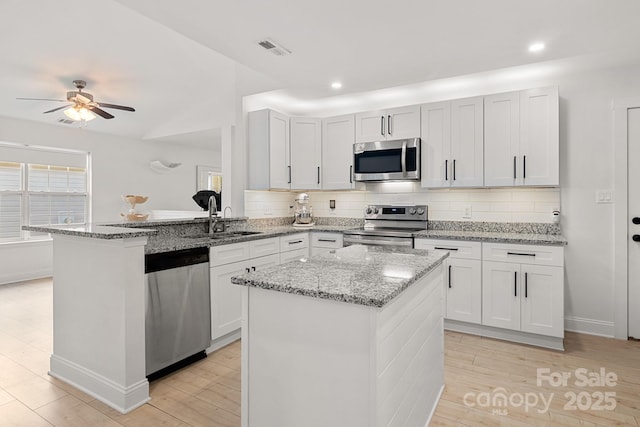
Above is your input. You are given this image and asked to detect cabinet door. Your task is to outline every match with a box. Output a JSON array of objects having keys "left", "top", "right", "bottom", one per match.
[
  {"left": 269, "top": 110, "right": 291, "bottom": 189},
  {"left": 210, "top": 254, "right": 279, "bottom": 340},
  {"left": 484, "top": 92, "right": 520, "bottom": 186},
  {"left": 520, "top": 265, "right": 564, "bottom": 337},
  {"left": 290, "top": 117, "right": 322, "bottom": 190},
  {"left": 386, "top": 105, "right": 420, "bottom": 140},
  {"left": 519, "top": 86, "right": 559, "bottom": 186},
  {"left": 446, "top": 258, "right": 482, "bottom": 324},
  {"left": 451, "top": 96, "right": 484, "bottom": 187},
  {"left": 482, "top": 261, "right": 520, "bottom": 330},
  {"left": 280, "top": 247, "right": 309, "bottom": 264},
  {"left": 322, "top": 114, "right": 355, "bottom": 190},
  {"left": 280, "top": 233, "right": 309, "bottom": 252},
  {"left": 355, "top": 110, "right": 386, "bottom": 143},
  {"left": 420, "top": 101, "right": 451, "bottom": 188}
]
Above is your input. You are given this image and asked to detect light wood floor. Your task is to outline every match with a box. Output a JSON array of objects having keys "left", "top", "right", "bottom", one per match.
[{"left": 1, "top": 278, "right": 639, "bottom": 426}]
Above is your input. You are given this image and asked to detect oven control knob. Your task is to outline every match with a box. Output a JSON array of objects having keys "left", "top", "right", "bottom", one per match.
[
  {"left": 409, "top": 207, "right": 417, "bottom": 215},
  {"left": 417, "top": 208, "right": 425, "bottom": 215},
  {"left": 373, "top": 207, "right": 379, "bottom": 214},
  {"left": 365, "top": 207, "right": 373, "bottom": 215}
]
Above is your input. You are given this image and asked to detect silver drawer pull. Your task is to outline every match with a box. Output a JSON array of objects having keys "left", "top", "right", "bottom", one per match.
[
  {"left": 289, "top": 240, "right": 303, "bottom": 244},
  {"left": 507, "top": 252, "right": 536, "bottom": 257},
  {"left": 317, "top": 239, "right": 336, "bottom": 243},
  {"left": 434, "top": 247, "right": 459, "bottom": 251}
]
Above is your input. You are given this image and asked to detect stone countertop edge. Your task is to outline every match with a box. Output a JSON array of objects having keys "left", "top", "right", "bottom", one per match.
[
  {"left": 230, "top": 246, "right": 450, "bottom": 308},
  {"left": 21, "top": 224, "right": 158, "bottom": 239},
  {"left": 413, "top": 230, "right": 568, "bottom": 246}
]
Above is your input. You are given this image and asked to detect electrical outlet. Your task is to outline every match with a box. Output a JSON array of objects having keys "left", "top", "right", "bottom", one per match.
[
  {"left": 462, "top": 205, "right": 472, "bottom": 219},
  {"left": 330, "top": 199, "right": 336, "bottom": 209},
  {"left": 264, "top": 205, "right": 272, "bottom": 216}
]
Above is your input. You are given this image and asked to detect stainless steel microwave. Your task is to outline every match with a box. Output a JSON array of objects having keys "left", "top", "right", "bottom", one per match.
[{"left": 353, "top": 138, "right": 420, "bottom": 181}]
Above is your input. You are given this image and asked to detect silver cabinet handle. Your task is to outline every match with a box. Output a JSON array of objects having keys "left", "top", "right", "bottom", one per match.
[
  {"left": 514, "top": 271, "right": 517, "bottom": 296},
  {"left": 434, "top": 247, "right": 459, "bottom": 251},
  {"left": 524, "top": 272, "right": 528, "bottom": 298},
  {"left": 513, "top": 156, "right": 517, "bottom": 179},
  {"left": 380, "top": 116, "right": 385, "bottom": 136},
  {"left": 289, "top": 240, "right": 303, "bottom": 244},
  {"left": 288, "top": 166, "right": 291, "bottom": 184},
  {"left": 317, "top": 239, "right": 336, "bottom": 243},
  {"left": 453, "top": 159, "right": 456, "bottom": 181},
  {"left": 445, "top": 159, "right": 448, "bottom": 181},
  {"left": 387, "top": 115, "right": 392, "bottom": 135},
  {"left": 523, "top": 155, "right": 527, "bottom": 179},
  {"left": 350, "top": 165, "right": 353, "bottom": 183},
  {"left": 245, "top": 267, "right": 251, "bottom": 273},
  {"left": 448, "top": 265, "right": 452, "bottom": 289},
  {"left": 317, "top": 166, "right": 320, "bottom": 184},
  {"left": 252, "top": 266, "right": 256, "bottom": 272}
]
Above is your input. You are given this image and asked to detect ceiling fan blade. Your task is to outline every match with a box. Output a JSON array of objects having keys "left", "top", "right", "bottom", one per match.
[
  {"left": 17, "top": 98, "right": 67, "bottom": 102},
  {"left": 97, "top": 102, "right": 135, "bottom": 112},
  {"left": 88, "top": 106, "right": 115, "bottom": 119},
  {"left": 43, "top": 104, "right": 71, "bottom": 114}
]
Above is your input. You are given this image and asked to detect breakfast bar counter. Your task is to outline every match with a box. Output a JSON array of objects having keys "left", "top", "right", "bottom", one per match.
[{"left": 231, "top": 245, "right": 449, "bottom": 427}]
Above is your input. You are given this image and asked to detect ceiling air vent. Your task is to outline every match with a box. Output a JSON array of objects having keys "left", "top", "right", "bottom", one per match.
[
  {"left": 258, "top": 38, "right": 291, "bottom": 56},
  {"left": 57, "top": 118, "right": 75, "bottom": 125}
]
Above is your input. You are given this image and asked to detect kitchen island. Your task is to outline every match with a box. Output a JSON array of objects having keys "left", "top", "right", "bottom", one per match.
[{"left": 232, "top": 244, "right": 449, "bottom": 427}]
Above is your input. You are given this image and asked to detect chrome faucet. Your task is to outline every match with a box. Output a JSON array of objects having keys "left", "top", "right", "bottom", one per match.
[
  {"left": 208, "top": 195, "right": 221, "bottom": 234},
  {"left": 220, "top": 206, "right": 232, "bottom": 233}
]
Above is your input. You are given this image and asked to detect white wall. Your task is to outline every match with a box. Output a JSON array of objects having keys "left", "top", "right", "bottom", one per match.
[
  {"left": 241, "top": 59, "right": 640, "bottom": 336},
  {"left": 0, "top": 116, "right": 221, "bottom": 284}
]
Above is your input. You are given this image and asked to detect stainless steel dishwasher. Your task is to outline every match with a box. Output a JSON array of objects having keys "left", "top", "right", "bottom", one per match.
[{"left": 145, "top": 246, "right": 211, "bottom": 380}]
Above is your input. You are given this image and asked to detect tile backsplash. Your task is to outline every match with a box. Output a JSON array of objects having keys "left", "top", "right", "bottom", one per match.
[{"left": 245, "top": 183, "right": 560, "bottom": 223}]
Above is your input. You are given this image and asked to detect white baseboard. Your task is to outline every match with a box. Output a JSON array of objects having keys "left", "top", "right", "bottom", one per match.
[
  {"left": 564, "top": 316, "right": 615, "bottom": 338},
  {"left": 0, "top": 270, "right": 52, "bottom": 285},
  {"left": 207, "top": 330, "right": 241, "bottom": 354},
  {"left": 50, "top": 354, "right": 150, "bottom": 414}
]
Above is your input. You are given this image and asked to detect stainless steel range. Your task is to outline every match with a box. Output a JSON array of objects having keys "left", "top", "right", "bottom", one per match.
[{"left": 343, "top": 205, "right": 427, "bottom": 248}]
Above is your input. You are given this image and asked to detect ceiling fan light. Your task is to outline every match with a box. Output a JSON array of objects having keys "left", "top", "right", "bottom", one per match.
[{"left": 64, "top": 106, "right": 96, "bottom": 121}]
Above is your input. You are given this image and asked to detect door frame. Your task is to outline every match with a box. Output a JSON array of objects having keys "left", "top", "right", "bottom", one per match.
[{"left": 613, "top": 97, "right": 640, "bottom": 339}]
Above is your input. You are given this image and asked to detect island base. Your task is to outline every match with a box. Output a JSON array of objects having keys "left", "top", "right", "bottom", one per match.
[{"left": 241, "top": 265, "right": 444, "bottom": 427}]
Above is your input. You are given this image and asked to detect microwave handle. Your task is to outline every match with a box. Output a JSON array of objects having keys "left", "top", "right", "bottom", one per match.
[{"left": 401, "top": 139, "right": 407, "bottom": 176}]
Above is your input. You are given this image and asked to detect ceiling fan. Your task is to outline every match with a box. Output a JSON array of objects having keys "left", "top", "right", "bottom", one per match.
[{"left": 17, "top": 80, "right": 135, "bottom": 121}]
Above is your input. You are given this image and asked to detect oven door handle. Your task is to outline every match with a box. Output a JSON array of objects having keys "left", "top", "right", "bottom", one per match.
[{"left": 401, "top": 139, "right": 407, "bottom": 177}]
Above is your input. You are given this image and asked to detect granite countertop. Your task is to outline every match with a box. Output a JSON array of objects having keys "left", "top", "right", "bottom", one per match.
[
  {"left": 412, "top": 229, "right": 567, "bottom": 246},
  {"left": 231, "top": 244, "right": 449, "bottom": 308},
  {"left": 21, "top": 224, "right": 158, "bottom": 239}
]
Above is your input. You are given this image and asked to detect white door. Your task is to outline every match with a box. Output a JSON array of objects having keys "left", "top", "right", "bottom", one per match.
[
  {"left": 322, "top": 114, "right": 355, "bottom": 190},
  {"left": 420, "top": 101, "right": 451, "bottom": 188},
  {"left": 628, "top": 107, "right": 640, "bottom": 338},
  {"left": 484, "top": 92, "right": 520, "bottom": 187},
  {"left": 482, "top": 261, "right": 520, "bottom": 330},
  {"left": 269, "top": 111, "right": 290, "bottom": 189},
  {"left": 450, "top": 96, "right": 484, "bottom": 187},
  {"left": 210, "top": 261, "right": 248, "bottom": 340},
  {"left": 520, "top": 265, "right": 564, "bottom": 337},
  {"left": 446, "top": 258, "right": 482, "bottom": 324},
  {"left": 355, "top": 110, "right": 385, "bottom": 142},
  {"left": 290, "top": 117, "right": 322, "bottom": 190},
  {"left": 519, "top": 86, "right": 559, "bottom": 186}
]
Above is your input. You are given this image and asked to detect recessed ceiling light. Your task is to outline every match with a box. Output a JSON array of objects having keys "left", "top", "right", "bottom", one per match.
[
  {"left": 331, "top": 82, "right": 342, "bottom": 89},
  {"left": 528, "top": 42, "right": 545, "bottom": 53}
]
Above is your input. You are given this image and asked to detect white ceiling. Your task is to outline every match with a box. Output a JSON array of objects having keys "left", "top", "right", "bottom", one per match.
[{"left": 2, "top": 0, "right": 640, "bottom": 145}]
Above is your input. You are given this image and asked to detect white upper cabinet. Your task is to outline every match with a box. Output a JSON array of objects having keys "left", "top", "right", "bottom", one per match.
[
  {"left": 322, "top": 114, "right": 355, "bottom": 190},
  {"left": 484, "top": 92, "right": 520, "bottom": 186},
  {"left": 420, "top": 101, "right": 451, "bottom": 188},
  {"left": 248, "top": 109, "right": 290, "bottom": 190},
  {"left": 484, "top": 87, "right": 559, "bottom": 187},
  {"left": 421, "top": 97, "right": 483, "bottom": 188},
  {"left": 355, "top": 105, "right": 420, "bottom": 143},
  {"left": 290, "top": 117, "right": 322, "bottom": 190},
  {"left": 519, "top": 86, "right": 559, "bottom": 186}
]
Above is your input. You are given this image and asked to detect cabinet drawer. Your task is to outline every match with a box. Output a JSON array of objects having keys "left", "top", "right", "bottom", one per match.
[
  {"left": 483, "top": 242, "right": 564, "bottom": 267},
  {"left": 280, "top": 247, "right": 309, "bottom": 264},
  {"left": 311, "top": 232, "right": 343, "bottom": 248},
  {"left": 210, "top": 242, "right": 250, "bottom": 267},
  {"left": 414, "top": 238, "right": 481, "bottom": 260},
  {"left": 280, "top": 232, "right": 309, "bottom": 251},
  {"left": 250, "top": 237, "right": 280, "bottom": 258}
]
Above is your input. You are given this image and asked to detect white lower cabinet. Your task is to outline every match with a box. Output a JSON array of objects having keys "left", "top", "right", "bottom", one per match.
[
  {"left": 482, "top": 243, "right": 564, "bottom": 338},
  {"left": 210, "top": 253, "right": 279, "bottom": 340},
  {"left": 279, "top": 232, "right": 310, "bottom": 263},
  {"left": 310, "top": 232, "right": 343, "bottom": 256},
  {"left": 414, "top": 239, "right": 482, "bottom": 324}
]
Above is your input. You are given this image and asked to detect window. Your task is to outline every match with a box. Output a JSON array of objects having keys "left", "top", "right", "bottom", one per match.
[{"left": 0, "top": 144, "right": 89, "bottom": 243}]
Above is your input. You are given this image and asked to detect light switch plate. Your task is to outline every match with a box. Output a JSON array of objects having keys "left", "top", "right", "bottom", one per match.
[
  {"left": 329, "top": 199, "right": 336, "bottom": 209},
  {"left": 462, "top": 205, "right": 472, "bottom": 219},
  {"left": 596, "top": 190, "right": 614, "bottom": 204}
]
